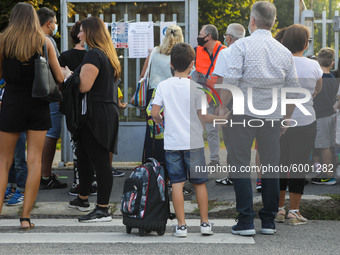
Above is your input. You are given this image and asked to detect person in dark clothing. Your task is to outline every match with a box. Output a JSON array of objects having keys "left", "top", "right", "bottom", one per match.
[
  {"left": 0, "top": 3, "right": 69, "bottom": 229},
  {"left": 58, "top": 21, "right": 86, "bottom": 71},
  {"left": 68, "top": 17, "right": 121, "bottom": 222},
  {"left": 58, "top": 21, "right": 97, "bottom": 197},
  {"left": 37, "top": 7, "right": 69, "bottom": 189}
]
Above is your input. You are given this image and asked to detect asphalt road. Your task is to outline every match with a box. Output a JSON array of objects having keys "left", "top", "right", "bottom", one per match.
[{"left": 0, "top": 219, "right": 339, "bottom": 255}]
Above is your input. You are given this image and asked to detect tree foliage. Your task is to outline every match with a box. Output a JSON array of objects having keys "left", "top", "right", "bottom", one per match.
[
  {"left": 0, "top": 0, "right": 60, "bottom": 32},
  {"left": 273, "top": 0, "right": 295, "bottom": 29},
  {"left": 199, "top": 0, "right": 256, "bottom": 40}
]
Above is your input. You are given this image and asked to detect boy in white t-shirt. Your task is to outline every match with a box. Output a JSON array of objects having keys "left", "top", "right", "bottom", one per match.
[{"left": 151, "top": 43, "right": 229, "bottom": 237}]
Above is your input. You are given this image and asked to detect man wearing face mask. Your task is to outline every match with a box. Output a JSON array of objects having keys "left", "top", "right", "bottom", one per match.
[
  {"left": 37, "top": 7, "right": 68, "bottom": 189},
  {"left": 193, "top": 24, "right": 226, "bottom": 168},
  {"left": 213, "top": 23, "right": 245, "bottom": 186}
]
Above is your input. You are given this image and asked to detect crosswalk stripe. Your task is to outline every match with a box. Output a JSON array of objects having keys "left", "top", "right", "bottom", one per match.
[
  {"left": 0, "top": 232, "right": 255, "bottom": 244},
  {"left": 0, "top": 219, "right": 236, "bottom": 227}
]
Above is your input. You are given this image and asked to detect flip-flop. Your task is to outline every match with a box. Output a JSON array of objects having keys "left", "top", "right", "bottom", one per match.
[{"left": 20, "top": 217, "right": 35, "bottom": 230}]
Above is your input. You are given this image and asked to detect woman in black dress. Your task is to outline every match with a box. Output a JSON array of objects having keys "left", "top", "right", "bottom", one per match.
[
  {"left": 68, "top": 17, "right": 121, "bottom": 222},
  {"left": 0, "top": 3, "right": 69, "bottom": 229}
]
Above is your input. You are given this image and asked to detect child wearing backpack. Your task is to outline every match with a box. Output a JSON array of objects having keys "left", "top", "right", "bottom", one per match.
[{"left": 151, "top": 43, "right": 229, "bottom": 237}]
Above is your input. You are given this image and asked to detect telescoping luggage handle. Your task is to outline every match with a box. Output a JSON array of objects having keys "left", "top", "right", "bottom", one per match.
[{"left": 144, "top": 157, "right": 160, "bottom": 168}]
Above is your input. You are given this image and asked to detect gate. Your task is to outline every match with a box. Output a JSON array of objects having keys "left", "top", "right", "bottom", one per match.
[
  {"left": 294, "top": 0, "right": 339, "bottom": 70},
  {"left": 59, "top": 0, "right": 198, "bottom": 164}
]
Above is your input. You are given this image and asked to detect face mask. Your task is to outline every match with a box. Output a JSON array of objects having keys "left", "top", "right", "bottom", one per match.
[
  {"left": 84, "top": 42, "right": 90, "bottom": 51},
  {"left": 303, "top": 49, "right": 308, "bottom": 56},
  {"left": 50, "top": 24, "right": 58, "bottom": 36},
  {"left": 248, "top": 25, "right": 252, "bottom": 35},
  {"left": 224, "top": 38, "right": 229, "bottom": 47},
  {"left": 197, "top": 34, "right": 209, "bottom": 47},
  {"left": 188, "top": 66, "right": 195, "bottom": 77}
]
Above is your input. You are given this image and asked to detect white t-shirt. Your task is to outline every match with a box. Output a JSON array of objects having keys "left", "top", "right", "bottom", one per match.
[
  {"left": 213, "top": 48, "right": 229, "bottom": 78},
  {"left": 291, "top": 57, "right": 323, "bottom": 126},
  {"left": 152, "top": 77, "right": 207, "bottom": 150}
]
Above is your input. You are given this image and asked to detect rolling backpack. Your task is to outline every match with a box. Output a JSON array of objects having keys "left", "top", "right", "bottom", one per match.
[{"left": 121, "top": 158, "right": 173, "bottom": 236}]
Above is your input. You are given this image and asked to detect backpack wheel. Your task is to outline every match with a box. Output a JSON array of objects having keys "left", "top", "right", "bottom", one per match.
[
  {"left": 126, "top": 226, "right": 132, "bottom": 234},
  {"left": 138, "top": 228, "right": 145, "bottom": 236},
  {"left": 157, "top": 226, "right": 165, "bottom": 236}
]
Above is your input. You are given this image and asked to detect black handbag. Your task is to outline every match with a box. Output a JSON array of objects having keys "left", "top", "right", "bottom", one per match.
[{"left": 32, "top": 43, "right": 63, "bottom": 102}]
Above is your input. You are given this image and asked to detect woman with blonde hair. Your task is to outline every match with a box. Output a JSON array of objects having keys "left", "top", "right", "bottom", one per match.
[
  {"left": 0, "top": 2, "right": 68, "bottom": 229},
  {"left": 141, "top": 24, "right": 183, "bottom": 164},
  {"left": 68, "top": 17, "right": 121, "bottom": 222}
]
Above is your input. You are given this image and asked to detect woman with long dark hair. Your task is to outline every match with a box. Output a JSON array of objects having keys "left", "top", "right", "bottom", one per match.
[{"left": 68, "top": 17, "right": 121, "bottom": 222}]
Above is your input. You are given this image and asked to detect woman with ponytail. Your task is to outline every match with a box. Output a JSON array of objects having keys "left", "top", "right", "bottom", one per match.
[{"left": 141, "top": 24, "right": 183, "bottom": 165}]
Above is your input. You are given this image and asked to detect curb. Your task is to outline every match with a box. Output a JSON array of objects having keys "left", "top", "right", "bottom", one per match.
[{"left": 1, "top": 195, "right": 334, "bottom": 219}]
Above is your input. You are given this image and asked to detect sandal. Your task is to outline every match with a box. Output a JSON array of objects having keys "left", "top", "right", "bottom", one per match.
[
  {"left": 215, "top": 178, "right": 234, "bottom": 185},
  {"left": 20, "top": 217, "right": 35, "bottom": 230},
  {"left": 288, "top": 210, "right": 307, "bottom": 225},
  {"left": 275, "top": 207, "right": 286, "bottom": 223}
]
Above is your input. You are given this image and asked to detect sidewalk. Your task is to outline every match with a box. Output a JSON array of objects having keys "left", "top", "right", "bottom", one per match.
[{"left": 2, "top": 148, "right": 340, "bottom": 219}]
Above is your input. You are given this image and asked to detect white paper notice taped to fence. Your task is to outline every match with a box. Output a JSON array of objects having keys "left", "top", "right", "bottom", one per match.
[
  {"left": 160, "top": 21, "right": 176, "bottom": 44},
  {"left": 111, "top": 22, "right": 129, "bottom": 48},
  {"left": 128, "top": 22, "right": 154, "bottom": 58}
]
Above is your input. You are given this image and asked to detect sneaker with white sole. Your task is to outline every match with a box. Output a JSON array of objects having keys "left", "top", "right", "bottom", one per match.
[
  {"left": 173, "top": 225, "right": 187, "bottom": 238},
  {"left": 4, "top": 187, "right": 14, "bottom": 202},
  {"left": 311, "top": 177, "right": 336, "bottom": 185},
  {"left": 78, "top": 206, "right": 112, "bottom": 223},
  {"left": 112, "top": 168, "right": 125, "bottom": 177},
  {"left": 231, "top": 223, "right": 256, "bottom": 236},
  {"left": 261, "top": 222, "right": 276, "bottom": 235},
  {"left": 215, "top": 178, "right": 234, "bottom": 186},
  {"left": 69, "top": 196, "right": 91, "bottom": 212},
  {"left": 200, "top": 222, "right": 213, "bottom": 235},
  {"left": 6, "top": 189, "right": 24, "bottom": 206}
]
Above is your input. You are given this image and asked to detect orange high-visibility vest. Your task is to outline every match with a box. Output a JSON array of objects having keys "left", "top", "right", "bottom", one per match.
[{"left": 195, "top": 41, "right": 226, "bottom": 103}]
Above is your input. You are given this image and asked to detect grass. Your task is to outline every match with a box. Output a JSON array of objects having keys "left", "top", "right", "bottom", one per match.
[
  {"left": 110, "top": 203, "right": 117, "bottom": 214},
  {"left": 322, "top": 193, "right": 340, "bottom": 201},
  {"left": 56, "top": 138, "right": 61, "bottom": 150}
]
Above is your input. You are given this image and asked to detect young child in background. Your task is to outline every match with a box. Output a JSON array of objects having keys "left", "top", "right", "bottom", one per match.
[{"left": 312, "top": 48, "right": 339, "bottom": 185}]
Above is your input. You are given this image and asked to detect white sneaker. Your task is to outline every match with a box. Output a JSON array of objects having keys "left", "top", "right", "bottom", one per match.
[
  {"left": 200, "top": 222, "right": 213, "bottom": 235},
  {"left": 173, "top": 225, "right": 187, "bottom": 238}
]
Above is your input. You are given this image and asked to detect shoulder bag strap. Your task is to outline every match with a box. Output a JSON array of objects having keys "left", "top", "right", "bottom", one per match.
[
  {"left": 42, "top": 42, "right": 49, "bottom": 66},
  {"left": 143, "top": 47, "right": 157, "bottom": 80},
  {"left": 205, "top": 44, "right": 222, "bottom": 78}
]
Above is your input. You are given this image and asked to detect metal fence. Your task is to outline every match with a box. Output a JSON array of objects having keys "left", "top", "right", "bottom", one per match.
[{"left": 59, "top": 0, "right": 198, "bottom": 163}]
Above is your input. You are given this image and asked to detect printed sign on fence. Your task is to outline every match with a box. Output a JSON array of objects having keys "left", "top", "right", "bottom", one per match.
[
  {"left": 128, "top": 22, "right": 154, "bottom": 58},
  {"left": 111, "top": 22, "right": 129, "bottom": 48}
]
